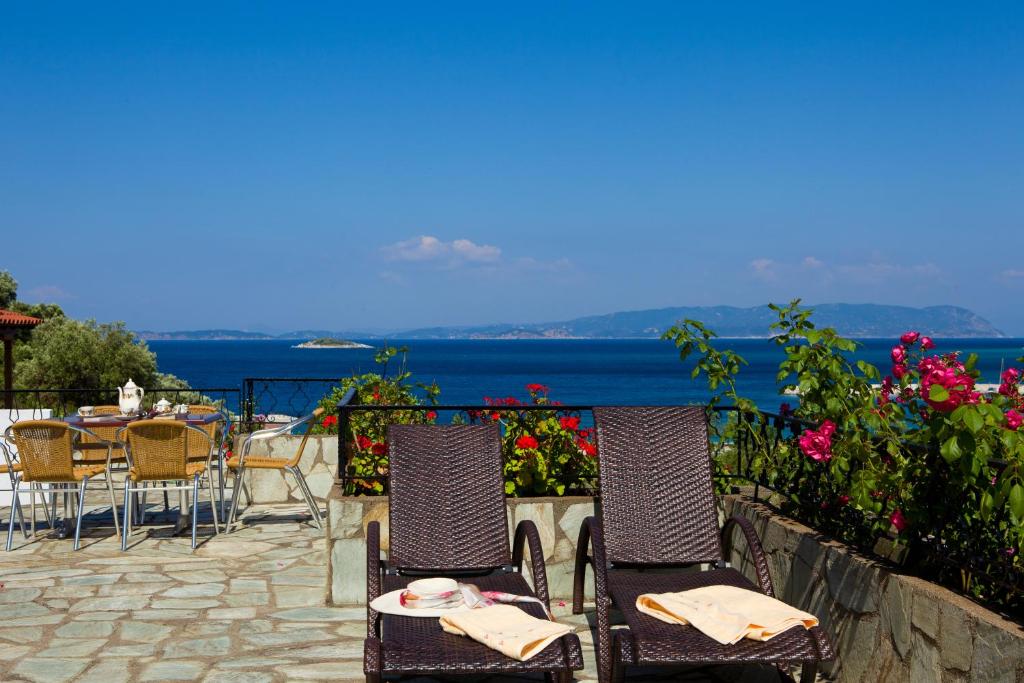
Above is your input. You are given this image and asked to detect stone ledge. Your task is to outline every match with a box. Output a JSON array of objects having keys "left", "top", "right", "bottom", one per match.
[{"left": 723, "top": 495, "right": 1024, "bottom": 683}]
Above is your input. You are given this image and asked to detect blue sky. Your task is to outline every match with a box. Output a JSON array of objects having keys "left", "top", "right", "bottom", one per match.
[{"left": 2, "top": 2, "right": 1022, "bottom": 333}]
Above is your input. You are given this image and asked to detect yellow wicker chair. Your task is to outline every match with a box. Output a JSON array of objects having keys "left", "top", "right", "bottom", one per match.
[
  {"left": 4, "top": 420, "right": 121, "bottom": 551},
  {"left": 119, "top": 420, "right": 220, "bottom": 550},
  {"left": 225, "top": 408, "right": 324, "bottom": 532},
  {"left": 0, "top": 441, "right": 28, "bottom": 540},
  {"left": 76, "top": 405, "right": 127, "bottom": 465}
]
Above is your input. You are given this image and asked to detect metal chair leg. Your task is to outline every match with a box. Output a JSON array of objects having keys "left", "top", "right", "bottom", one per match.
[
  {"left": 289, "top": 467, "right": 323, "bottom": 529},
  {"left": 73, "top": 476, "right": 89, "bottom": 551},
  {"left": 105, "top": 473, "right": 120, "bottom": 538},
  {"left": 226, "top": 465, "right": 245, "bottom": 533},
  {"left": 5, "top": 478, "right": 20, "bottom": 551},
  {"left": 191, "top": 473, "right": 200, "bottom": 549},
  {"left": 121, "top": 480, "right": 132, "bottom": 551},
  {"left": 205, "top": 473, "right": 220, "bottom": 534}
]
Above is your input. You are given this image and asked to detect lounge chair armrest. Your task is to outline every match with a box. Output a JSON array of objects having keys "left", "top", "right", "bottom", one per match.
[
  {"left": 721, "top": 515, "right": 775, "bottom": 597},
  {"left": 573, "top": 515, "right": 609, "bottom": 614},
  {"left": 366, "top": 520, "right": 382, "bottom": 636},
  {"left": 512, "top": 519, "right": 551, "bottom": 606}
]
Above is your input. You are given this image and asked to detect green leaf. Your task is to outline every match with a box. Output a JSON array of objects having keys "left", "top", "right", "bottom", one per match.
[
  {"left": 940, "top": 436, "right": 962, "bottom": 464},
  {"left": 928, "top": 384, "right": 950, "bottom": 403},
  {"left": 980, "top": 490, "right": 994, "bottom": 522},
  {"left": 963, "top": 408, "right": 984, "bottom": 433},
  {"left": 1011, "top": 485, "right": 1024, "bottom": 523}
]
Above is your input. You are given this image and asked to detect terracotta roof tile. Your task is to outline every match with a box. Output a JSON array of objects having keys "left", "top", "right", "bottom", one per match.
[{"left": 0, "top": 308, "right": 43, "bottom": 327}]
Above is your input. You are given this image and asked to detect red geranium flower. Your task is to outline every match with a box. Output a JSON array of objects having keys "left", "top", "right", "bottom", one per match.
[
  {"left": 371, "top": 442, "right": 388, "bottom": 456},
  {"left": 425, "top": 410, "right": 438, "bottom": 421},
  {"left": 515, "top": 435, "right": 539, "bottom": 450},
  {"left": 356, "top": 434, "right": 373, "bottom": 450},
  {"left": 559, "top": 416, "right": 580, "bottom": 431},
  {"left": 321, "top": 415, "right": 338, "bottom": 429},
  {"left": 525, "top": 383, "right": 549, "bottom": 394},
  {"left": 577, "top": 440, "right": 597, "bottom": 457}
]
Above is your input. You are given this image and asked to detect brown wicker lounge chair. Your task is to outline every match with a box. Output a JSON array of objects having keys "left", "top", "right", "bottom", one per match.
[
  {"left": 364, "top": 424, "right": 584, "bottom": 682},
  {"left": 573, "top": 406, "right": 835, "bottom": 683}
]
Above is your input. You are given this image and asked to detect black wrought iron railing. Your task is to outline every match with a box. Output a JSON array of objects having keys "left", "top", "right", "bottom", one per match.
[{"left": 242, "top": 377, "right": 346, "bottom": 427}]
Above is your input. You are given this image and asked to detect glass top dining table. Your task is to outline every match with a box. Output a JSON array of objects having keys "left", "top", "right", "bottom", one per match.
[{"left": 63, "top": 412, "right": 224, "bottom": 428}]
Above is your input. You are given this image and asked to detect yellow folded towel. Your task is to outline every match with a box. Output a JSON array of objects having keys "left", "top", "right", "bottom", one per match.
[
  {"left": 636, "top": 584, "right": 818, "bottom": 645},
  {"left": 439, "top": 604, "right": 574, "bottom": 661}
]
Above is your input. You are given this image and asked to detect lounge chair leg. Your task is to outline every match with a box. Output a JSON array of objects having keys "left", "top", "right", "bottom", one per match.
[
  {"left": 594, "top": 600, "right": 614, "bottom": 683},
  {"left": 121, "top": 480, "right": 132, "bottom": 551},
  {"left": 73, "top": 476, "right": 88, "bottom": 551},
  {"left": 191, "top": 473, "right": 200, "bottom": 549},
  {"left": 800, "top": 662, "right": 818, "bottom": 682}
]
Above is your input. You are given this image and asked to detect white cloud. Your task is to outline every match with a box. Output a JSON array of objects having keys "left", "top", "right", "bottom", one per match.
[
  {"left": 24, "top": 284, "right": 72, "bottom": 301},
  {"left": 381, "top": 235, "right": 501, "bottom": 265},
  {"left": 802, "top": 256, "right": 824, "bottom": 269},
  {"left": 1000, "top": 269, "right": 1024, "bottom": 280},
  {"left": 750, "top": 258, "right": 777, "bottom": 281}
]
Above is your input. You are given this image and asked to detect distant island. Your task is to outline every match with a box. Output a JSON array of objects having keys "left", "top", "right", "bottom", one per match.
[
  {"left": 137, "top": 303, "right": 1008, "bottom": 341},
  {"left": 292, "top": 337, "right": 372, "bottom": 349}
]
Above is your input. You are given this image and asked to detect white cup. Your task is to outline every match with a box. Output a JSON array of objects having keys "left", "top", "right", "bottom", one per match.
[{"left": 79, "top": 406, "right": 95, "bottom": 417}]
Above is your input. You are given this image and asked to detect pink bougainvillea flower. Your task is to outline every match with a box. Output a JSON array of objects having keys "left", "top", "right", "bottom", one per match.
[
  {"left": 920, "top": 336, "right": 935, "bottom": 351},
  {"left": 1000, "top": 368, "right": 1021, "bottom": 397},
  {"left": 879, "top": 376, "right": 894, "bottom": 406},
  {"left": 889, "top": 509, "right": 907, "bottom": 533},
  {"left": 900, "top": 331, "right": 920, "bottom": 345},
  {"left": 837, "top": 494, "right": 850, "bottom": 507},
  {"left": 779, "top": 402, "right": 792, "bottom": 417},
  {"left": 891, "top": 345, "right": 907, "bottom": 364},
  {"left": 1006, "top": 410, "right": 1024, "bottom": 431},
  {"left": 892, "top": 364, "right": 909, "bottom": 380},
  {"left": 515, "top": 434, "right": 539, "bottom": 450},
  {"left": 798, "top": 420, "right": 836, "bottom": 462}
]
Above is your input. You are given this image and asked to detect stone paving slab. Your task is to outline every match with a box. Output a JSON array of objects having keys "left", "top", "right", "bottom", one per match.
[{"left": 0, "top": 502, "right": 794, "bottom": 682}]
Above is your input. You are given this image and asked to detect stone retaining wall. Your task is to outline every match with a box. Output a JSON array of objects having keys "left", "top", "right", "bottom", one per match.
[
  {"left": 325, "top": 490, "right": 597, "bottom": 605},
  {"left": 234, "top": 434, "right": 337, "bottom": 504},
  {"left": 723, "top": 496, "right": 1024, "bottom": 682}
]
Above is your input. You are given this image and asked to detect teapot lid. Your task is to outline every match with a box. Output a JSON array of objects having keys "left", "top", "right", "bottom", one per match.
[
  {"left": 155, "top": 398, "right": 171, "bottom": 404},
  {"left": 123, "top": 378, "right": 138, "bottom": 389}
]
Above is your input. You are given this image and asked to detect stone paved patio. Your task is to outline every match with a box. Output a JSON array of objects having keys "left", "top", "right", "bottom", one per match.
[{"left": 0, "top": 501, "right": 789, "bottom": 682}]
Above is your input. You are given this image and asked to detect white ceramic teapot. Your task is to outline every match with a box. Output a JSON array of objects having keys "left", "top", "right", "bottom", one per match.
[{"left": 117, "top": 379, "right": 144, "bottom": 415}]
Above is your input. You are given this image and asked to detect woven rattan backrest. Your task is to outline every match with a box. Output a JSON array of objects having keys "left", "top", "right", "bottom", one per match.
[
  {"left": 187, "top": 405, "right": 219, "bottom": 456},
  {"left": 123, "top": 421, "right": 190, "bottom": 480},
  {"left": 10, "top": 420, "right": 76, "bottom": 482},
  {"left": 79, "top": 406, "right": 123, "bottom": 449},
  {"left": 593, "top": 406, "right": 722, "bottom": 565},
  {"left": 387, "top": 424, "right": 511, "bottom": 572}
]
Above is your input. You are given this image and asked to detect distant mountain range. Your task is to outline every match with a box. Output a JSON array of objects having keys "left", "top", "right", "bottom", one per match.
[{"left": 136, "top": 303, "right": 1007, "bottom": 341}]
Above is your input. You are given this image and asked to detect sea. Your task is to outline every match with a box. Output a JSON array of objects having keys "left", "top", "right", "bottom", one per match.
[{"left": 149, "top": 338, "right": 1024, "bottom": 414}]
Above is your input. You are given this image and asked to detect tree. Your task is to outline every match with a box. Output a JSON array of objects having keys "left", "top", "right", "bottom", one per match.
[
  {"left": 15, "top": 318, "right": 164, "bottom": 389},
  {"left": 0, "top": 271, "right": 16, "bottom": 309}
]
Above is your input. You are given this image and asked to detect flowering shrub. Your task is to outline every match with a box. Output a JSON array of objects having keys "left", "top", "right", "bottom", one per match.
[
  {"left": 466, "top": 384, "right": 598, "bottom": 496},
  {"left": 314, "top": 345, "right": 439, "bottom": 494},
  {"left": 666, "top": 300, "right": 1024, "bottom": 612}
]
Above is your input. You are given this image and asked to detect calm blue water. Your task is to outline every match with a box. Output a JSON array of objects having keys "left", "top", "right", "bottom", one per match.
[{"left": 150, "top": 338, "right": 1024, "bottom": 412}]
